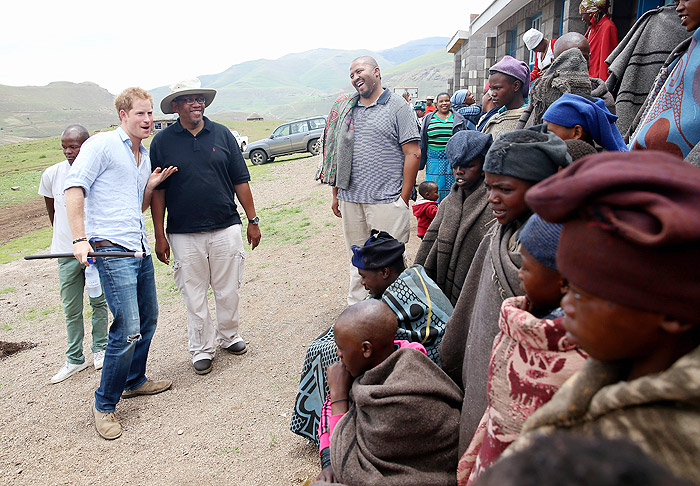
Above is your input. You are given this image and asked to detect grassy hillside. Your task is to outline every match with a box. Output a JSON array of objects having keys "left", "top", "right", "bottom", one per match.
[
  {"left": 269, "top": 48, "right": 453, "bottom": 120},
  {"left": 1, "top": 38, "right": 452, "bottom": 138},
  {"left": 0, "top": 82, "right": 116, "bottom": 138},
  {"left": 383, "top": 49, "right": 453, "bottom": 98}
]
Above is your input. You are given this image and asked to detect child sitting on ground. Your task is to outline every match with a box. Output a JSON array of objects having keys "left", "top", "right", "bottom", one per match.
[
  {"left": 315, "top": 299, "right": 462, "bottom": 485},
  {"left": 458, "top": 214, "right": 587, "bottom": 485},
  {"left": 507, "top": 151, "right": 700, "bottom": 484},
  {"left": 413, "top": 180, "right": 439, "bottom": 239}
]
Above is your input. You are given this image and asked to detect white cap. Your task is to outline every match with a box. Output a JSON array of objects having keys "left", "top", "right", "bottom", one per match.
[{"left": 523, "top": 28, "right": 544, "bottom": 50}]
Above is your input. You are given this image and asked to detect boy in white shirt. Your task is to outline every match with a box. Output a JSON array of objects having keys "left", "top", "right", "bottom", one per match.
[{"left": 39, "top": 125, "right": 108, "bottom": 384}]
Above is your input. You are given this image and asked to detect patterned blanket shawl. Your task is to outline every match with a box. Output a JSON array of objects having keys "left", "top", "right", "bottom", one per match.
[
  {"left": 331, "top": 347, "right": 463, "bottom": 486},
  {"left": 457, "top": 297, "right": 587, "bottom": 485},
  {"left": 629, "top": 29, "right": 700, "bottom": 160},
  {"left": 414, "top": 182, "right": 493, "bottom": 306},
  {"left": 605, "top": 6, "right": 690, "bottom": 136},
  {"left": 315, "top": 92, "right": 358, "bottom": 189}
]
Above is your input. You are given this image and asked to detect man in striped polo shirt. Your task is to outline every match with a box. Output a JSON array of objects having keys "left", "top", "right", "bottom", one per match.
[{"left": 331, "top": 56, "right": 421, "bottom": 305}]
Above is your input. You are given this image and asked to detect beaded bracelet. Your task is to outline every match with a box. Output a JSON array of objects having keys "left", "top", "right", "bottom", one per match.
[{"left": 72, "top": 237, "right": 87, "bottom": 244}]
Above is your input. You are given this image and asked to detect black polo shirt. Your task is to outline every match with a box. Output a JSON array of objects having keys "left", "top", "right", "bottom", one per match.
[{"left": 150, "top": 116, "right": 250, "bottom": 233}]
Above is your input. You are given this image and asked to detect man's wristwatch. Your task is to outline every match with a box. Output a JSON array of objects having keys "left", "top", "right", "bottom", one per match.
[{"left": 248, "top": 216, "right": 260, "bottom": 225}]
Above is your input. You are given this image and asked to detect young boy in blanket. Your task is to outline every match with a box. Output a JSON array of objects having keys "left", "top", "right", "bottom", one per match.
[
  {"left": 457, "top": 214, "right": 587, "bottom": 485},
  {"left": 315, "top": 299, "right": 462, "bottom": 485}
]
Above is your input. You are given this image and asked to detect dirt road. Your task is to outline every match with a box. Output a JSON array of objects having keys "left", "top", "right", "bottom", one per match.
[{"left": 0, "top": 154, "right": 421, "bottom": 485}]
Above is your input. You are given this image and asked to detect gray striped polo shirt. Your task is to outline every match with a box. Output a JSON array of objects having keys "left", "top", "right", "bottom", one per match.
[{"left": 337, "top": 89, "right": 420, "bottom": 204}]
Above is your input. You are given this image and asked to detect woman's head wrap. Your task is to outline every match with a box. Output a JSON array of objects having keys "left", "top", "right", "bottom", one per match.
[
  {"left": 445, "top": 131, "right": 493, "bottom": 168},
  {"left": 519, "top": 214, "right": 563, "bottom": 271},
  {"left": 351, "top": 230, "right": 404, "bottom": 270},
  {"left": 490, "top": 55, "right": 531, "bottom": 98},
  {"left": 543, "top": 93, "right": 627, "bottom": 152},
  {"left": 450, "top": 89, "right": 470, "bottom": 108},
  {"left": 526, "top": 150, "right": 700, "bottom": 323},
  {"left": 579, "top": 0, "right": 610, "bottom": 21},
  {"left": 483, "top": 125, "right": 572, "bottom": 182}
]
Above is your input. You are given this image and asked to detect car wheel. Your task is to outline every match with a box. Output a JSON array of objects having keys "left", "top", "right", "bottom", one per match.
[
  {"left": 250, "top": 149, "right": 268, "bottom": 166},
  {"left": 308, "top": 138, "right": 321, "bottom": 156},
  {"left": 240, "top": 142, "right": 246, "bottom": 152}
]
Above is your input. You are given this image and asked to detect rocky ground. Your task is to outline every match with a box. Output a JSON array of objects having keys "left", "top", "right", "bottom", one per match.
[{"left": 0, "top": 154, "right": 422, "bottom": 485}]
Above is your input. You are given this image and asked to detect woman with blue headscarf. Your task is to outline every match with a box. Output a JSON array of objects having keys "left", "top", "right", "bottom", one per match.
[{"left": 543, "top": 93, "right": 627, "bottom": 151}]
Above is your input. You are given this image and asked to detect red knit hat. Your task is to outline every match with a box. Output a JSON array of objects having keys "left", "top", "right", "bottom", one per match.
[{"left": 525, "top": 151, "right": 700, "bottom": 323}]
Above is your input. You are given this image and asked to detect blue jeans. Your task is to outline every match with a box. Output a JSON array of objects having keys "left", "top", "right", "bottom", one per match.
[{"left": 94, "top": 246, "right": 158, "bottom": 413}]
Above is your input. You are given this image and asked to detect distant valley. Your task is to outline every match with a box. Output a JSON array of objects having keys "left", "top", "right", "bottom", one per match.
[{"left": 0, "top": 37, "right": 451, "bottom": 140}]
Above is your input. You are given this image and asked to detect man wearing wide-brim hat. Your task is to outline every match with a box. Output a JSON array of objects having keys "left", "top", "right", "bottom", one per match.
[
  {"left": 425, "top": 94, "right": 436, "bottom": 115},
  {"left": 150, "top": 78, "right": 262, "bottom": 375}
]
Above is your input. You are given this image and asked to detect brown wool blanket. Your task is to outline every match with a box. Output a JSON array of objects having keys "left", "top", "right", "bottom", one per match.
[
  {"left": 517, "top": 48, "right": 592, "bottom": 129},
  {"left": 414, "top": 182, "right": 494, "bottom": 306},
  {"left": 439, "top": 222, "right": 524, "bottom": 456},
  {"left": 330, "top": 347, "right": 463, "bottom": 486},
  {"left": 509, "top": 345, "right": 700, "bottom": 485}
]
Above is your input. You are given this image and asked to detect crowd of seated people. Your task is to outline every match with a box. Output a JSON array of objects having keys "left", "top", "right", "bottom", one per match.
[{"left": 296, "top": 2, "right": 700, "bottom": 485}]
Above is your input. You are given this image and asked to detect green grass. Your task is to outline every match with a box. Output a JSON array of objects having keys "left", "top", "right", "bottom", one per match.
[
  {"left": 0, "top": 286, "right": 15, "bottom": 294},
  {"left": 256, "top": 193, "right": 333, "bottom": 248},
  {"left": 215, "top": 120, "right": 285, "bottom": 143},
  {"left": 0, "top": 227, "right": 52, "bottom": 264}
]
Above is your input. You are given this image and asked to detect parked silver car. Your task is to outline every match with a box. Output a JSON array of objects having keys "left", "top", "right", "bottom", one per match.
[{"left": 243, "top": 115, "right": 326, "bottom": 165}]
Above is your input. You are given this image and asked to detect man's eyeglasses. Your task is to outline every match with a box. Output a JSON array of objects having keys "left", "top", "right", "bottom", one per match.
[{"left": 176, "top": 96, "right": 206, "bottom": 105}]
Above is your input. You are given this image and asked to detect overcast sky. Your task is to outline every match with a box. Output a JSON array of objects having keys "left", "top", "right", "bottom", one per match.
[{"left": 2, "top": 0, "right": 491, "bottom": 94}]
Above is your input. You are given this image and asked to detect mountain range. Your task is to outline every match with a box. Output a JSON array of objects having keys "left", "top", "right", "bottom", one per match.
[{"left": 0, "top": 37, "right": 451, "bottom": 140}]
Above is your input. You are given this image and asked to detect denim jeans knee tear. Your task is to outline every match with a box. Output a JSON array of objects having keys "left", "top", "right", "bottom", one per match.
[{"left": 127, "top": 333, "right": 142, "bottom": 343}]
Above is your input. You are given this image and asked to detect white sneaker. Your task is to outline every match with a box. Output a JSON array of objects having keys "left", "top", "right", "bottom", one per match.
[
  {"left": 93, "top": 350, "right": 106, "bottom": 370},
  {"left": 50, "top": 361, "right": 89, "bottom": 384}
]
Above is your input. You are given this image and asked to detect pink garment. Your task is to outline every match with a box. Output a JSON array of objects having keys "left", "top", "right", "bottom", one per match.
[
  {"left": 318, "top": 340, "right": 427, "bottom": 455},
  {"left": 457, "top": 297, "right": 587, "bottom": 486}
]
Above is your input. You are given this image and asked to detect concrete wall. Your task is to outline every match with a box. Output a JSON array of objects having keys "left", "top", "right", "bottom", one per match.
[
  {"left": 495, "top": 0, "right": 565, "bottom": 61},
  {"left": 449, "top": 30, "right": 495, "bottom": 96}
]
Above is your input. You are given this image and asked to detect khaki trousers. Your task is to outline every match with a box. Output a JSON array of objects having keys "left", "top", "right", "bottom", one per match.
[
  {"left": 169, "top": 225, "right": 245, "bottom": 362},
  {"left": 339, "top": 198, "right": 411, "bottom": 305}
]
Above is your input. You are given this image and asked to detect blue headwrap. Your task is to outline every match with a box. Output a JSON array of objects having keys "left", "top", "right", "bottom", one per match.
[
  {"left": 518, "top": 214, "right": 563, "bottom": 271},
  {"left": 450, "top": 89, "right": 470, "bottom": 108},
  {"left": 543, "top": 93, "right": 628, "bottom": 152}
]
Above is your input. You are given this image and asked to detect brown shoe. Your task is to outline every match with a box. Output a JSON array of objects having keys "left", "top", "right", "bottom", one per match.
[
  {"left": 93, "top": 404, "right": 122, "bottom": 440},
  {"left": 121, "top": 378, "right": 172, "bottom": 399}
]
